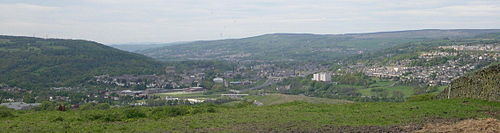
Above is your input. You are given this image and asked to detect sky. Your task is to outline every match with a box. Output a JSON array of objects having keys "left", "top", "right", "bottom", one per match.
[{"left": 0, "top": 0, "right": 499, "bottom": 44}]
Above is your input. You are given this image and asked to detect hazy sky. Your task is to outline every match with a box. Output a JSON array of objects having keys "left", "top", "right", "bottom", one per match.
[{"left": 1, "top": 0, "right": 499, "bottom": 44}]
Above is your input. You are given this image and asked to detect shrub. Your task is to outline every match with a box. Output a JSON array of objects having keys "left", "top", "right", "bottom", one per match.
[
  {"left": 235, "top": 101, "right": 253, "bottom": 108},
  {"left": 102, "top": 112, "right": 123, "bottom": 122},
  {"left": 81, "top": 110, "right": 124, "bottom": 122},
  {"left": 164, "top": 106, "right": 189, "bottom": 117},
  {"left": 0, "top": 106, "right": 15, "bottom": 118},
  {"left": 151, "top": 105, "right": 216, "bottom": 119},
  {"left": 79, "top": 103, "right": 97, "bottom": 110},
  {"left": 195, "top": 104, "right": 217, "bottom": 113},
  {"left": 123, "top": 108, "right": 146, "bottom": 119},
  {"left": 36, "top": 101, "right": 58, "bottom": 111},
  {"left": 82, "top": 111, "right": 105, "bottom": 121},
  {"left": 95, "top": 103, "right": 111, "bottom": 110},
  {"left": 80, "top": 103, "right": 111, "bottom": 110},
  {"left": 206, "top": 106, "right": 216, "bottom": 113}
]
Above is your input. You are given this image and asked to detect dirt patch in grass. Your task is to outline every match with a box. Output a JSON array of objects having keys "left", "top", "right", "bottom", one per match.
[
  {"left": 415, "top": 118, "right": 499, "bottom": 133},
  {"left": 194, "top": 118, "right": 464, "bottom": 133}
]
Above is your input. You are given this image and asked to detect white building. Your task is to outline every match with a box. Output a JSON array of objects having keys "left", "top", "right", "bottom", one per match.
[
  {"left": 312, "top": 72, "right": 331, "bottom": 82},
  {"left": 213, "top": 77, "right": 224, "bottom": 83}
]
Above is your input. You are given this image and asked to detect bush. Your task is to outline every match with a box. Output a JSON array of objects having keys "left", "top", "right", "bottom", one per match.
[
  {"left": 151, "top": 105, "right": 216, "bottom": 119},
  {"left": 95, "top": 103, "right": 111, "bottom": 110},
  {"left": 81, "top": 110, "right": 124, "bottom": 122},
  {"left": 102, "top": 112, "right": 123, "bottom": 122},
  {"left": 123, "top": 108, "right": 146, "bottom": 119},
  {"left": 79, "top": 103, "right": 97, "bottom": 110},
  {"left": 80, "top": 103, "right": 111, "bottom": 110},
  {"left": 205, "top": 106, "right": 216, "bottom": 113},
  {"left": 36, "top": 101, "right": 58, "bottom": 111},
  {"left": 0, "top": 106, "right": 15, "bottom": 118},
  {"left": 164, "top": 106, "right": 190, "bottom": 117},
  {"left": 82, "top": 111, "right": 105, "bottom": 121},
  {"left": 235, "top": 101, "right": 253, "bottom": 108}
]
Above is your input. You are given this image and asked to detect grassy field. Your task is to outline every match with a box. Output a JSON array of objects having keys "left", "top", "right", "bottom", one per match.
[
  {"left": 245, "top": 94, "right": 353, "bottom": 105},
  {"left": 333, "top": 80, "right": 416, "bottom": 97},
  {"left": 356, "top": 80, "right": 415, "bottom": 97},
  {"left": 0, "top": 98, "right": 498, "bottom": 132}
]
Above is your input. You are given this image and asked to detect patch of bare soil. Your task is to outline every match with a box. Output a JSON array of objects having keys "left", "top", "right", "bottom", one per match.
[
  {"left": 195, "top": 118, "right": 499, "bottom": 133},
  {"left": 414, "top": 118, "right": 500, "bottom": 133}
]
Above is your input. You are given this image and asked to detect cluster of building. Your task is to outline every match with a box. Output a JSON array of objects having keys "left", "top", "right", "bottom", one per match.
[
  {"left": 439, "top": 44, "right": 500, "bottom": 52},
  {"left": 94, "top": 74, "right": 176, "bottom": 88},
  {"left": 118, "top": 87, "right": 206, "bottom": 97},
  {"left": 419, "top": 52, "right": 458, "bottom": 59},
  {"left": 359, "top": 45, "right": 499, "bottom": 86},
  {"left": 363, "top": 66, "right": 409, "bottom": 78}
]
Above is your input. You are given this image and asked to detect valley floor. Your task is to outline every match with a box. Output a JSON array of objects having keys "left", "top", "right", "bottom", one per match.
[{"left": 0, "top": 99, "right": 498, "bottom": 132}]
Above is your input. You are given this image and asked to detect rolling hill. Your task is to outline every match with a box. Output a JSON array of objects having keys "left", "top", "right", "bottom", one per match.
[
  {"left": 0, "top": 35, "right": 163, "bottom": 89},
  {"left": 138, "top": 29, "right": 500, "bottom": 62}
]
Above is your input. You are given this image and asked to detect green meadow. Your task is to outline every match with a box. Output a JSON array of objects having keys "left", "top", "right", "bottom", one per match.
[{"left": 0, "top": 98, "right": 498, "bottom": 132}]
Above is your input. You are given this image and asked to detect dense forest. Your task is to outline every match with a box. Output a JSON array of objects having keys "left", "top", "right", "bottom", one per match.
[{"left": 0, "top": 36, "right": 163, "bottom": 89}]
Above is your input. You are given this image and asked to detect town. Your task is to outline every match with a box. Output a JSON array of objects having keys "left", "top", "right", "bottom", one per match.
[{"left": 1, "top": 43, "right": 498, "bottom": 109}]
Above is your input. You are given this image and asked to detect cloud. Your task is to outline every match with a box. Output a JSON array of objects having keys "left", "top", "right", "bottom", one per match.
[
  {"left": 374, "top": 4, "right": 500, "bottom": 17},
  {"left": 0, "top": 3, "right": 58, "bottom": 11},
  {"left": 0, "top": 0, "right": 499, "bottom": 44}
]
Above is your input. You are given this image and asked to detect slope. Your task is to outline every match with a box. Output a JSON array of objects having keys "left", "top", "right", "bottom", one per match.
[
  {"left": 438, "top": 63, "right": 500, "bottom": 101},
  {"left": 139, "top": 29, "right": 500, "bottom": 62},
  {"left": 0, "top": 99, "right": 498, "bottom": 132},
  {"left": 0, "top": 35, "right": 163, "bottom": 89}
]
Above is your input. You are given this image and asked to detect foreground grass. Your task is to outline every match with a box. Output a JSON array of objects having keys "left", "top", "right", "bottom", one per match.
[{"left": 0, "top": 99, "right": 498, "bottom": 132}]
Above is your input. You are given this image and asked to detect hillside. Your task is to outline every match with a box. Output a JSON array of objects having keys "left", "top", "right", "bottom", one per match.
[
  {"left": 438, "top": 63, "right": 500, "bottom": 101},
  {"left": 0, "top": 35, "right": 163, "bottom": 88},
  {"left": 0, "top": 99, "right": 497, "bottom": 132},
  {"left": 138, "top": 29, "right": 500, "bottom": 62}
]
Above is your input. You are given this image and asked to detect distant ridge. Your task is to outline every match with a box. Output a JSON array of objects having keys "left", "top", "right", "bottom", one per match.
[
  {"left": 110, "top": 42, "right": 189, "bottom": 52},
  {"left": 139, "top": 29, "right": 500, "bottom": 62}
]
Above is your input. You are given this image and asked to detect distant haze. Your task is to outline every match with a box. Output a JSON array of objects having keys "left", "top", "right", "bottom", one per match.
[{"left": 0, "top": 0, "right": 499, "bottom": 44}]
